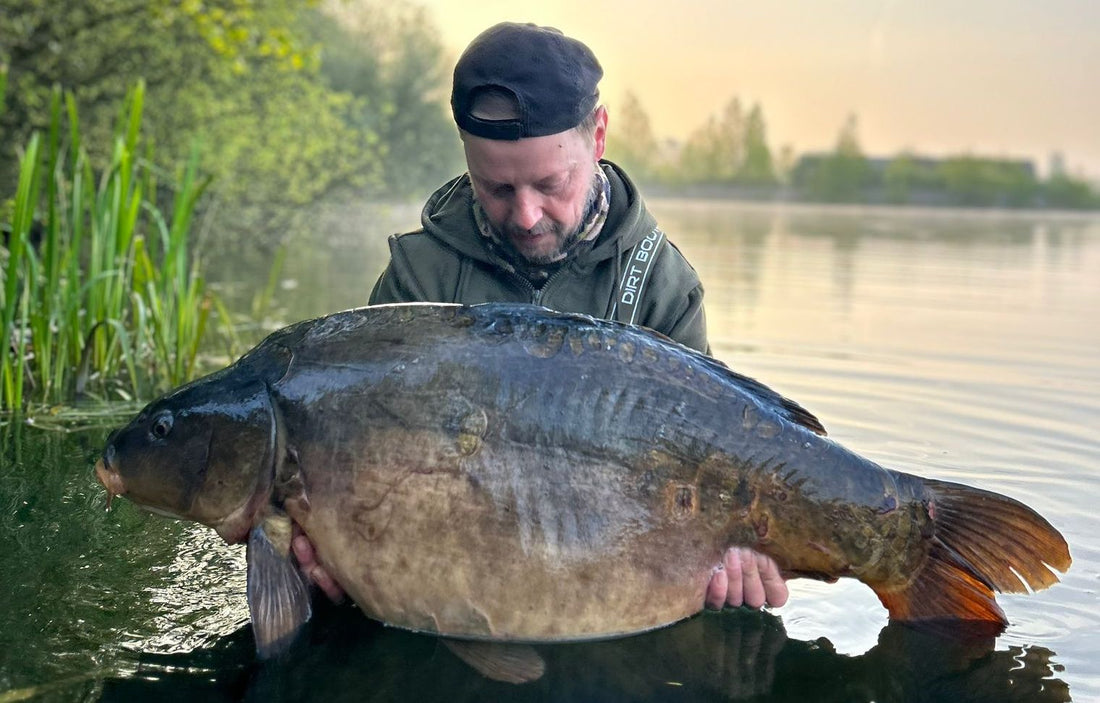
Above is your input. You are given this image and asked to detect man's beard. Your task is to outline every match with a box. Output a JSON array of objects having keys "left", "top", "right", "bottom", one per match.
[{"left": 498, "top": 182, "right": 599, "bottom": 265}]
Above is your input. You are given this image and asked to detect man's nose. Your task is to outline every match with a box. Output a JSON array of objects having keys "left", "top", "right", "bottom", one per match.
[{"left": 511, "top": 190, "right": 543, "bottom": 231}]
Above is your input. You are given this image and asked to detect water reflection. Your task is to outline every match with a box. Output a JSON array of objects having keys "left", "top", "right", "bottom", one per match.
[
  {"left": 91, "top": 605, "right": 1070, "bottom": 703},
  {"left": 650, "top": 203, "right": 1100, "bottom": 382}
]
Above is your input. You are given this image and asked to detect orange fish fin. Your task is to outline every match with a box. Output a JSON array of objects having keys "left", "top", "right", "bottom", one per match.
[
  {"left": 442, "top": 640, "right": 546, "bottom": 684},
  {"left": 872, "top": 541, "right": 1007, "bottom": 624},
  {"left": 921, "top": 478, "right": 1071, "bottom": 592},
  {"left": 873, "top": 478, "right": 1071, "bottom": 624}
]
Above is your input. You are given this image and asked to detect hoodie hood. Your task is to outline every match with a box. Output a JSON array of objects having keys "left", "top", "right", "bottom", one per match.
[{"left": 369, "top": 159, "right": 708, "bottom": 353}]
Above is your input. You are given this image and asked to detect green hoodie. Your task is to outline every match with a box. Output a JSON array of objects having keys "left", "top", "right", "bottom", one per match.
[{"left": 368, "top": 161, "right": 708, "bottom": 353}]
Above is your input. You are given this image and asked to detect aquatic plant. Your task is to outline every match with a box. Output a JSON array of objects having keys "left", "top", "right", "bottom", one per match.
[{"left": 1, "top": 81, "right": 223, "bottom": 411}]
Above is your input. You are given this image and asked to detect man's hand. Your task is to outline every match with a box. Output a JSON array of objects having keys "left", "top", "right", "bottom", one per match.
[
  {"left": 705, "top": 547, "right": 789, "bottom": 610},
  {"left": 291, "top": 523, "right": 345, "bottom": 603}
]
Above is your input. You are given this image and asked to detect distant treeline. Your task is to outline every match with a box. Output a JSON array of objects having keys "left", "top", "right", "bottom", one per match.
[
  {"left": 791, "top": 151, "right": 1096, "bottom": 209},
  {"left": 606, "top": 98, "right": 1100, "bottom": 210}
]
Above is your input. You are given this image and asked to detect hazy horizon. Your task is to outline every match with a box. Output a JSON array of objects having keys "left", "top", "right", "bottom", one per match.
[{"left": 414, "top": 0, "right": 1099, "bottom": 179}]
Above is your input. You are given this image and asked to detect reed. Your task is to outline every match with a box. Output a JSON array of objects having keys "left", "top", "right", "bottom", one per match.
[{"left": 1, "top": 81, "right": 223, "bottom": 411}]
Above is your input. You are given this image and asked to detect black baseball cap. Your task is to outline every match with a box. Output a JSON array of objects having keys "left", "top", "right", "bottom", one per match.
[{"left": 451, "top": 22, "right": 603, "bottom": 140}]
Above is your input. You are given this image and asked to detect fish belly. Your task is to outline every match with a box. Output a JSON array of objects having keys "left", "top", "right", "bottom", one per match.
[{"left": 293, "top": 435, "right": 731, "bottom": 642}]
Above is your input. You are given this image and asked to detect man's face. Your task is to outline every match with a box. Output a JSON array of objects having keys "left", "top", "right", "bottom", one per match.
[{"left": 464, "top": 108, "right": 607, "bottom": 264}]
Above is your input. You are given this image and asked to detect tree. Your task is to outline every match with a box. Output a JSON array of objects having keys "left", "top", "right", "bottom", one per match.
[
  {"left": 736, "top": 103, "right": 776, "bottom": 185},
  {"left": 678, "top": 97, "right": 744, "bottom": 184},
  {"left": 0, "top": 0, "right": 461, "bottom": 226},
  {"left": 883, "top": 152, "right": 919, "bottom": 204},
  {"left": 810, "top": 114, "right": 870, "bottom": 202},
  {"left": 1044, "top": 173, "right": 1098, "bottom": 209},
  {"left": 302, "top": 2, "right": 463, "bottom": 199},
  {"left": 938, "top": 156, "right": 1038, "bottom": 207},
  {"left": 604, "top": 91, "right": 660, "bottom": 183},
  {"left": 774, "top": 144, "right": 797, "bottom": 185},
  {"left": 0, "top": 1, "right": 326, "bottom": 195}
]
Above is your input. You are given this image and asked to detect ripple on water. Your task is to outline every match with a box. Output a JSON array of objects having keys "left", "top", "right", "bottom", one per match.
[{"left": 127, "top": 524, "right": 249, "bottom": 655}]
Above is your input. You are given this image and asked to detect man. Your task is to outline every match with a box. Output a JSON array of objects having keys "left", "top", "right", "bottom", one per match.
[{"left": 296, "top": 21, "right": 788, "bottom": 613}]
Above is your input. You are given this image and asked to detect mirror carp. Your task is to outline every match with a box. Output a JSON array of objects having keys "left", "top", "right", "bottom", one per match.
[{"left": 95, "top": 303, "right": 1071, "bottom": 679}]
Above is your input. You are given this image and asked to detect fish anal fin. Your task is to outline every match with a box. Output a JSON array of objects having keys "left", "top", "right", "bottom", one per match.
[
  {"left": 247, "top": 521, "right": 312, "bottom": 659},
  {"left": 872, "top": 540, "right": 1007, "bottom": 625},
  {"left": 443, "top": 640, "right": 546, "bottom": 684}
]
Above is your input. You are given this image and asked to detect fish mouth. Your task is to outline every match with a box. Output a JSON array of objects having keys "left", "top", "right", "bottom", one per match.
[{"left": 94, "top": 456, "right": 127, "bottom": 510}]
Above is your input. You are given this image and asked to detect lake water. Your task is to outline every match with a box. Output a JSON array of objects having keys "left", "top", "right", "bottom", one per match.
[{"left": 2, "top": 200, "right": 1098, "bottom": 701}]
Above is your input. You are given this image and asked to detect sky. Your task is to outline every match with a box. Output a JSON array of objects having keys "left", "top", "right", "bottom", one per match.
[{"left": 413, "top": 0, "right": 1100, "bottom": 179}]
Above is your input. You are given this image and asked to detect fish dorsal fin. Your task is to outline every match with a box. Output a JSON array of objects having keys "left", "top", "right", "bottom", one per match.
[
  {"left": 443, "top": 640, "right": 546, "bottom": 684},
  {"left": 699, "top": 355, "right": 827, "bottom": 436},
  {"left": 246, "top": 516, "right": 312, "bottom": 659}
]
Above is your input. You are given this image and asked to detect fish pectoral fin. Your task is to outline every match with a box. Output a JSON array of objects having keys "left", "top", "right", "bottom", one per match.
[
  {"left": 247, "top": 523, "right": 313, "bottom": 659},
  {"left": 442, "top": 640, "right": 546, "bottom": 684}
]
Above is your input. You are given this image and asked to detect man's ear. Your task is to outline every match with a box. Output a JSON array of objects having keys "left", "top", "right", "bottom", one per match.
[{"left": 593, "top": 105, "right": 609, "bottom": 161}]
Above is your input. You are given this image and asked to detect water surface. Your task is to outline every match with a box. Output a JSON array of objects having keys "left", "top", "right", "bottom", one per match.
[{"left": 2, "top": 201, "right": 1097, "bottom": 701}]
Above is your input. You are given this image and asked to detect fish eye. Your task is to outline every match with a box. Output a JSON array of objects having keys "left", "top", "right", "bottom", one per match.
[{"left": 150, "top": 412, "right": 174, "bottom": 440}]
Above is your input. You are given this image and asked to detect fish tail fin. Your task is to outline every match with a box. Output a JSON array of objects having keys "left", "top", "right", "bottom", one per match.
[{"left": 871, "top": 478, "right": 1071, "bottom": 625}]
